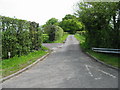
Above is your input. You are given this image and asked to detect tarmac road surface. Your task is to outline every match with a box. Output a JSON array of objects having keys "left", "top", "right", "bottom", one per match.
[{"left": 2, "top": 35, "right": 118, "bottom": 88}]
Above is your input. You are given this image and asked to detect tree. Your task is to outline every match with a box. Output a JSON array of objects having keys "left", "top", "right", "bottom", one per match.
[
  {"left": 75, "top": 2, "right": 120, "bottom": 48},
  {"left": 43, "top": 25, "right": 64, "bottom": 42},
  {"left": 59, "top": 15, "right": 84, "bottom": 34},
  {"left": 42, "top": 18, "right": 64, "bottom": 42},
  {"left": 62, "top": 14, "right": 77, "bottom": 21},
  {"left": 45, "top": 18, "right": 59, "bottom": 26},
  {"left": 42, "top": 18, "right": 59, "bottom": 32}
]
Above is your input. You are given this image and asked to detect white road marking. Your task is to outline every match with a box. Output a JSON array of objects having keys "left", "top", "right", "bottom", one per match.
[
  {"left": 95, "top": 77, "right": 101, "bottom": 80},
  {"left": 85, "top": 64, "right": 117, "bottom": 79},
  {"left": 53, "top": 51, "right": 56, "bottom": 53},
  {"left": 52, "top": 47, "right": 57, "bottom": 50},
  {"left": 58, "top": 45, "right": 63, "bottom": 48},
  {"left": 52, "top": 50, "right": 54, "bottom": 53},
  {"left": 98, "top": 69, "right": 116, "bottom": 78},
  {"left": 85, "top": 65, "right": 93, "bottom": 77},
  {"left": 67, "top": 76, "right": 72, "bottom": 80}
]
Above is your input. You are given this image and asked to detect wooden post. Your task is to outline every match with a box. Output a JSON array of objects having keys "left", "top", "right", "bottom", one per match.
[{"left": 8, "top": 52, "right": 11, "bottom": 59}]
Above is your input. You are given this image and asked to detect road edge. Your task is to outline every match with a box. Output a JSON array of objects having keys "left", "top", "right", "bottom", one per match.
[
  {"left": 74, "top": 34, "right": 119, "bottom": 71},
  {"left": 81, "top": 48, "right": 119, "bottom": 71},
  {"left": 1, "top": 51, "right": 51, "bottom": 82}
]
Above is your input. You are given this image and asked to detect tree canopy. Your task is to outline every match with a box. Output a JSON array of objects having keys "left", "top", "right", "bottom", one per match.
[
  {"left": 46, "top": 18, "right": 59, "bottom": 25},
  {"left": 59, "top": 14, "right": 84, "bottom": 34},
  {"left": 42, "top": 18, "right": 64, "bottom": 42},
  {"left": 75, "top": 2, "right": 120, "bottom": 49},
  {"left": 62, "top": 14, "right": 77, "bottom": 20}
]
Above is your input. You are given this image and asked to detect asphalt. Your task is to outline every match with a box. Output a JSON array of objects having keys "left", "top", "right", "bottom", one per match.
[{"left": 2, "top": 35, "right": 118, "bottom": 88}]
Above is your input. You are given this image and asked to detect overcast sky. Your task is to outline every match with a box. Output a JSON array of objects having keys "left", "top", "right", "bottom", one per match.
[{"left": 0, "top": 0, "right": 82, "bottom": 25}]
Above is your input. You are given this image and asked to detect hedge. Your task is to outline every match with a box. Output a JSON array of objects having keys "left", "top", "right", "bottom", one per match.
[
  {"left": 55, "top": 26, "right": 64, "bottom": 41},
  {"left": 43, "top": 25, "right": 64, "bottom": 42},
  {"left": 76, "top": 31, "right": 86, "bottom": 36},
  {"left": 1, "top": 16, "right": 42, "bottom": 59},
  {"left": 42, "top": 34, "right": 49, "bottom": 43}
]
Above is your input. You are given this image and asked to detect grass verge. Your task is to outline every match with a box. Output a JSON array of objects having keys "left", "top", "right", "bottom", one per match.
[
  {"left": 52, "top": 34, "right": 69, "bottom": 43},
  {"left": 87, "top": 50, "right": 119, "bottom": 68},
  {"left": 74, "top": 34, "right": 119, "bottom": 68},
  {"left": 0, "top": 46, "right": 49, "bottom": 77}
]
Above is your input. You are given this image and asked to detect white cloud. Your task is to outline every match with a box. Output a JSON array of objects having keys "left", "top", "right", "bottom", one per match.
[{"left": 0, "top": 0, "right": 82, "bottom": 25}]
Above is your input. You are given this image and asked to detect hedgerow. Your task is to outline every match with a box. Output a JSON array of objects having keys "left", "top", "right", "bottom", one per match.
[
  {"left": 43, "top": 25, "right": 64, "bottom": 42},
  {"left": 1, "top": 16, "right": 42, "bottom": 59},
  {"left": 76, "top": 31, "right": 86, "bottom": 36},
  {"left": 55, "top": 26, "right": 64, "bottom": 41},
  {"left": 42, "top": 34, "right": 49, "bottom": 43}
]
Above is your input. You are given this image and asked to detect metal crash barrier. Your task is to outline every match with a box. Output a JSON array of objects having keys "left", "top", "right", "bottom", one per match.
[{"left": 92, "top": 48, "right": 120, "bottom": 54}]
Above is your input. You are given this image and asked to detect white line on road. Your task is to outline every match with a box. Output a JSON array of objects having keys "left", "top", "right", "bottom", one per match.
[
  {"left": 95, "top": 77, "right": 101, "bottom": 80},
  {"left": 98, "top": 69, "right": 116, "bottom": 78},
  {"left": 85, "top": 64, "right": 117, "bottom": 79},
  {"left": 85, "top": 65, "right": 93, "bottom": 77},
  {"left": 52, "top": 51, "right": 56, "bottom": 53}
]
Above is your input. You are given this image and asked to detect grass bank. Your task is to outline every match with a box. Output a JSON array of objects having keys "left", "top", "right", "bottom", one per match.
[
  {"left": 74, "top": 34, "right": 119, "bottom": 68},
  {"left": 0, "top": 46, "right": 49, "bottom": 77},
  {"left": 53, "top": 34, "right": 69, "bottom": 43}
]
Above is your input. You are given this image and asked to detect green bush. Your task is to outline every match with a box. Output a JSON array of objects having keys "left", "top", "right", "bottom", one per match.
[
  {"left": 55, "top": 26, "right": 64, "bottom": 41},
  {"left": 63, "top": 32, "right": 68, "bottom": 35},
  {"left": 76, "top": 31, "right": 86, "bottom": 36},
  {"left": 75, "top": 34, "right": 90, "bottom": 50},
  {"left": 1, "top": 16, "right": 42, "bottom": 59},
  {"left": 42, "top": 34, "right": 49, "bottom": 43},
  {"left": 43, "top": 25, "right": 64, "bottom": 42}
]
